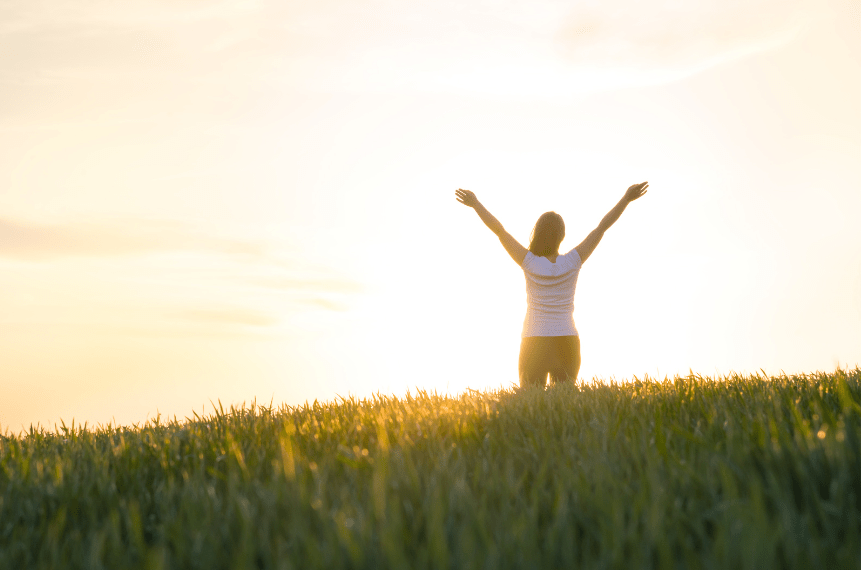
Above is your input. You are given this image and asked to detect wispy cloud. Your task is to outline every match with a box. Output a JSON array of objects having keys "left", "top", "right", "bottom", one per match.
[
  {"left": 303, "top": 297, "right": 350, "bottom": 312},
  {"left": 0, "top": 218, "right": 262, "bottom": 261},
  {"left": 0, "top": 0, "right": 276, "bottom": 98},
  {"left": 178, "top": 308, "right": 278, "bottom": 327},
  {"left": 0, "top": 0, "right": 818, "bottom": 102},
  {"left": 554, "top": 0, "right": 812, "bottom": 79},
  {"left": 253, "top": 277, "right": 365, "bottom": 294},
  {"left": 0, "top": 217, "right": 368, "bottom": 315},
  {"left": 249, "top": 275, "right": 365, "bottom": 313},
  {"left": 0, "top": 0, "right": 262, "bottom": 35}
]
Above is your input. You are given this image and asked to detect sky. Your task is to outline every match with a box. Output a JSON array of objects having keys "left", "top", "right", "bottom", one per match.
[{"left": 1, "top": 0, "right": 860, "bottom": 432}]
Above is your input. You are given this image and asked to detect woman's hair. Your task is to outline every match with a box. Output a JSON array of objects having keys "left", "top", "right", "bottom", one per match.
[{"left": 528, "top": 211, "right": 565, "bottom": 257}]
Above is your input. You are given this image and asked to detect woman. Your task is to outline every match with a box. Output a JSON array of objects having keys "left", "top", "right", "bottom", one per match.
[{"left": 455, "top": 182, "right": 648, "bottom": 387}]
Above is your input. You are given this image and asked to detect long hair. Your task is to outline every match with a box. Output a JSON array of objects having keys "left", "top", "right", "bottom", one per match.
[{"left": 528, "top": 211, "right": 565, "bottom": 257}]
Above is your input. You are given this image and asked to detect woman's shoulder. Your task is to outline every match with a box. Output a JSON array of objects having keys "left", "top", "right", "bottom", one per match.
[
  {"left": 563, "top": 247, "right": 582, "bottom": 265},
  {"left": 521, "top": 250, "right": 537, "bottom": 269}
]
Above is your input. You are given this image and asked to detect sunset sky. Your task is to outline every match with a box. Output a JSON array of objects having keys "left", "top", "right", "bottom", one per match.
[{"left": 2, "top": 0, "right": 860, "bottom": 431}]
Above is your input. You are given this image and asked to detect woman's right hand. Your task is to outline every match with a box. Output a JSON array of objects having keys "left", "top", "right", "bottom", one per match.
[
  {"left": 624, "top": 181, "right": 649, "bottom": 203},
  {"left": 455, "top": 188, "right": 479, "bottom": 208}
]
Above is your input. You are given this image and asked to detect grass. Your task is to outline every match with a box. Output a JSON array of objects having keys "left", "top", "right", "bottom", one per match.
[{"left": 2, "top": 368, "right": 861, "bottom": 569}]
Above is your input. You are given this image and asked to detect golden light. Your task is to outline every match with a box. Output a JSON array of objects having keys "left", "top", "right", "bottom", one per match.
[{"left": 1, "top": 0, "right": 859, "bottom": 431}]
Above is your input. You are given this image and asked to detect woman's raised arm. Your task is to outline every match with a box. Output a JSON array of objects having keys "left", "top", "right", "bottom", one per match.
[
  {"left": 574, "top": 182, "right": 648, "bottom": 263},
  {"left": 456, "top": 188, "right": 528, "bottom": 266}
]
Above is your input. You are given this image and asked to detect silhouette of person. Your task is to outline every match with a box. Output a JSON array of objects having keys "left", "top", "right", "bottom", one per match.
[{"left": 455, "top": 182, "right": 648, "bottom": 388}]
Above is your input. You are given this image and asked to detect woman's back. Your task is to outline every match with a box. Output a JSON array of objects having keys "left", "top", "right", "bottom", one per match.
[{"left": 521, "top": 248, "right": 582, "bottom": 338}]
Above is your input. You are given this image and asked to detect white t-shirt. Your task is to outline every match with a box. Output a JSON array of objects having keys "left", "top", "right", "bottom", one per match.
[{"left": 521, "top": 248, "right": 582, "bottom": 338}]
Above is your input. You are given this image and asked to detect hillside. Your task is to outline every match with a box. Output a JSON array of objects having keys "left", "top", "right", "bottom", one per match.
[{"left": 2, "top": 369, "right": 861, "bottom": 569}]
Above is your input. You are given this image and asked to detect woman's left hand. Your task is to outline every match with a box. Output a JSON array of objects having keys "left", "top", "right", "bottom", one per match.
[
  {"left": 455, "top": 188, "right": 479, "bottom": 208},
  {"left": 624, "top": 182, "right": 649, "bottom": 203}
]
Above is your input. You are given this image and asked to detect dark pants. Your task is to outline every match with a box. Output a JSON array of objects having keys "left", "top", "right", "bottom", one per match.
[{"left": 518, "top": 335, "right": 581, "bottom": 388}]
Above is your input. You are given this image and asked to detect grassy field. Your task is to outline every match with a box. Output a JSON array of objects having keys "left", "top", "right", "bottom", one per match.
[{"left": 2, "top": 369, "right": 861, "bottom": 569}]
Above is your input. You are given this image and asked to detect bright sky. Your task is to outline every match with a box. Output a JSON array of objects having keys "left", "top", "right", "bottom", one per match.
[{"left": 2, "top": 0, "right": 860, "bottom": 432}]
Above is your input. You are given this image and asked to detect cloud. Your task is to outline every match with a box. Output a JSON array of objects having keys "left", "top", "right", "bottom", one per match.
[
  {"left": 0, "top": 0, "right": 279, "bottom": 98},
  {"left": 0, "top": 217, "right": 367, "bottom": 314},
  {"left": 0, "top": 0, "right": 818, "bottom": 108},
  {"left": 0, "top": 0, "right": 261, "bottom": 34},
  {"left": 0, "top": 218, "right": 262, "bottom": 261},
  {"left": 553, "top": 0, "right": 812, "bottom": 77},
  {"left": 178, "top": 308, "right": 278, "bottom": 327},
  {"left": 250, "top": 276, "right": 365, "bottom": 313},
  {"left": 254, "top": 277, "right": 364, "bottom": 294},
  {"left": 303, "top": 298, "right": 350, "bottom": 312},
  {"left": 284, "top": 0, "right": 817, "bottom": 96}
]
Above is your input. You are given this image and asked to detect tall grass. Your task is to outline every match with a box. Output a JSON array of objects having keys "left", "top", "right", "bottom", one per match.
[{"left": 2, "top": 368, "right": 861, "bottom": 569}]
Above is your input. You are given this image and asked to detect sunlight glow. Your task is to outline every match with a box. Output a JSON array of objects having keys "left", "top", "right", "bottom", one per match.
[{"left": 1, "top": 0, "right": 859, "bottom": 431}]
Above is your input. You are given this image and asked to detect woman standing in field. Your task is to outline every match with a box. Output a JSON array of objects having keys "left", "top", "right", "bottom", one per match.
[{"left": 455, "top": 182, "right": 648, "bottom": 388}]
